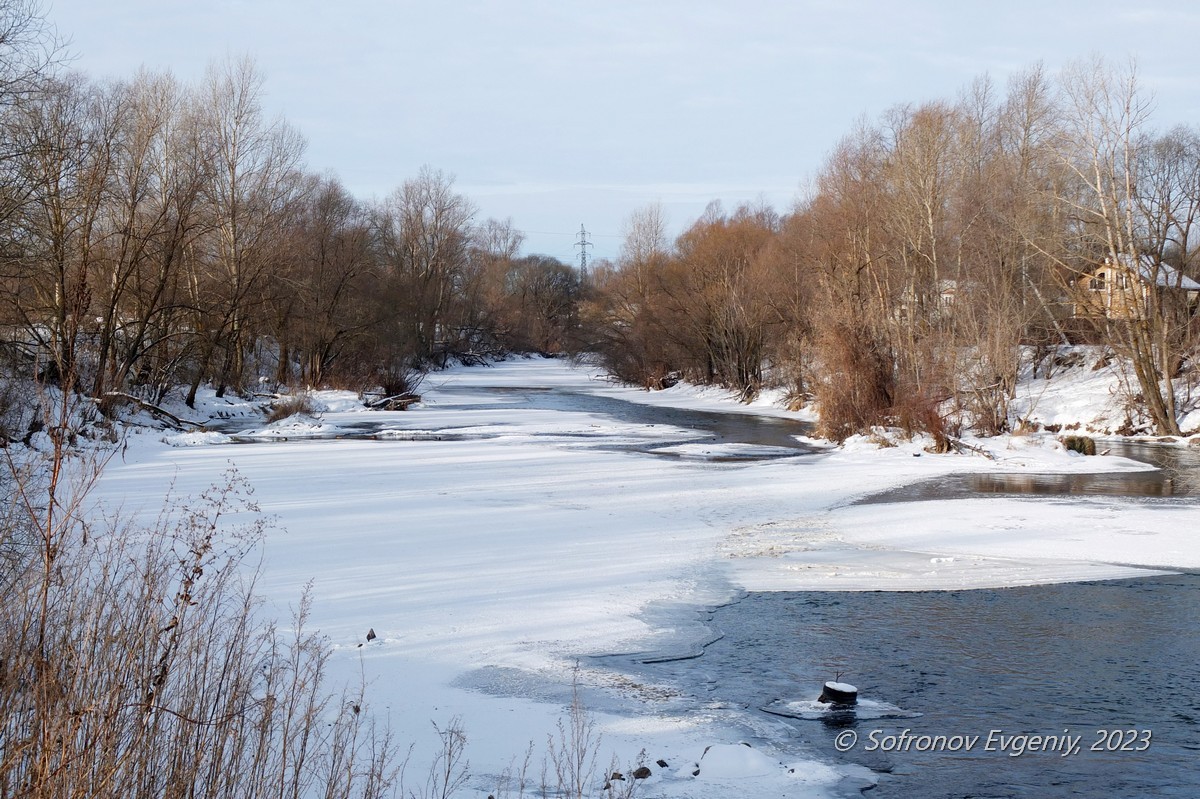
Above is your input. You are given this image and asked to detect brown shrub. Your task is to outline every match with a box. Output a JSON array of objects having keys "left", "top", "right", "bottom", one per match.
[
  {"left": 1060, "top": 435, "right": 1096, "bottom": 455},
  {"left": 814, "top": 323, "right": 894, "bottom": 441},
  {"left": 892, "top": 389, "right": 953, "bottom": 453},
  {"left": 266, "top": 391, "right": 317, "bottom": 422}
]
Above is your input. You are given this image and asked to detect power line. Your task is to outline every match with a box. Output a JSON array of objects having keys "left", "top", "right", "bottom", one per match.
[{"left": 574, "top": 223, "right": 592, "bottom": 284}]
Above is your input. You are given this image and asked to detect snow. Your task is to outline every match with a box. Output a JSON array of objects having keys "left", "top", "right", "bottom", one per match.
[
  {"left": 1008, "top": 345, "right": 1200, "bottom": 436},
  {"left": 676, "top": 743, "right": 869, "bottom": 795},
  {"left": 88, "top": 355, "right": 1200, "bottom": 799},
  {"left": 652, "top": 442, "right": 801, "bottom": 459},
  {"left": 581, "top": 369, "right": 818, "bottom": 422},
  {"left": 231, "top": 414, "right": 344, "bottom": 439},
  {"left": 696, "top": 743, "right": 779, "bottom": 777},
  {"left": 160, "top": 386, "right": 261, "bottom": 422},
  {"left": 1123, "top": 254, "right": 1200, "bottom": 290},
  {"left": 310, "top": 389, "right": 373, "bottom": 413},
  {"left": 764, "top": 697, "right": 919, "bottom": 722},
  {"left": 824, "top": 681, "right": 856, "bottom": 693},
  {"left": 162, "top": 430, "right": 232, "bottom": 447}
]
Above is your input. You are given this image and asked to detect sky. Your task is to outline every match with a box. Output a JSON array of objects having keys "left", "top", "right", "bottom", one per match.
[{"left": 44, "top": 0, "right": 1200, "bottom": 263}]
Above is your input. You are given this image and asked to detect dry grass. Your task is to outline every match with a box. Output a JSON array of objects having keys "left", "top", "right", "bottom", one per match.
[
  {"left": 267, "top": 391, "right": 318, "bottom": 423},
  {"left": 0, "top": 414, "right": 400, "bottom": 799}
]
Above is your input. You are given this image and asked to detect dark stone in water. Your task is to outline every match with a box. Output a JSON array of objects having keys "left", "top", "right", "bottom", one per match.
[{"left": 819, "top": 680, "right": 858, "bottom": 705}]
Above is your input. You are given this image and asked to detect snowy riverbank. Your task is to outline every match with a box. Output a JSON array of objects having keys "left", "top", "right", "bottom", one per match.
[{"left": 89, "top": 357, "right": 1199, "bottom": 798}]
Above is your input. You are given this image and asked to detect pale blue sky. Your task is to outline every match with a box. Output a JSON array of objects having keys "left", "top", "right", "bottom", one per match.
[{"left": 46, "top": 1, "right": 1200, "bottom": 262}]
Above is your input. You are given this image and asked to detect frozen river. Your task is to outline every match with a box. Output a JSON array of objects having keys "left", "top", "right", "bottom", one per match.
[
  {"left": 433, "top": 380, "right": 1200, "bottom": 796},
  {"left": 97, "top": 358, "right": 1200, "bottom": 798}
]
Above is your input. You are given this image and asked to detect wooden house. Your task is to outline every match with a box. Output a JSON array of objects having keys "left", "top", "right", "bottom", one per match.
[{"left": 1074, "top": 256, "right": 1200, "bottom": 320}]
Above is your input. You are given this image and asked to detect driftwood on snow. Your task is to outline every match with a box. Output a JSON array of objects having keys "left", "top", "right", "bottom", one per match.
[
  {"left": 365, "top": 393, "right": 421, "bottom": 411},
  {"left": 946, "top": 436, "right": 996, "bottom": 460}
]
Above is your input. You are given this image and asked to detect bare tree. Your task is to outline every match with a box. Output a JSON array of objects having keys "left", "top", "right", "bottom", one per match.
[
  {"left": 83, "top": 71, "right": 215, "bottom": 402},
  {"left": 1054, "top": 57, "right": 1184, "bottom": 434},
  {"left": 375, "top": 166, "right": 475, "bottom": 364},
  {"left": 618, "top": 202, "right": 669, "bottom": 296},
  {"left": 453, "top": 217, "right": 524, "bottom": 356},
  {"left": 2, "top": 75, "right": 121, "bottom": 390},
  {"left": 0, "top": 0, "right": 58, "bottom": 106},
  {"left": 1134, "top": 124, "right": 1200, "bottom": 377},
  {"left": 0, "top": 1, "right": 60, "bottom": 242},
  {"left": 270, "top": 174, "right": 374, "bottom": 386},
  {"left": 186, "top": 54, "right": 305, "bottom": 405}
]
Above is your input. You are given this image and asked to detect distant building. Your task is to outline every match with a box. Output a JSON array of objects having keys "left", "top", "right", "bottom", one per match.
[
  {"left": 893, "top": 279, "right": 958, "bottom": 323},
  {"left": 1073, "top": 255, "right": 1200, "bottom": 320}
]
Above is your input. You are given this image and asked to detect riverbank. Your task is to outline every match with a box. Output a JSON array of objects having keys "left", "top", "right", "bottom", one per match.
[{"left": 88, "top": 356, "right": 1200, "bottom": 798}]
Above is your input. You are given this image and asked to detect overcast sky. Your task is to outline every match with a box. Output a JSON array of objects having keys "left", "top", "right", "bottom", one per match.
[{"left": 45, "top": 1, "right": 1200, "bottom": 263}]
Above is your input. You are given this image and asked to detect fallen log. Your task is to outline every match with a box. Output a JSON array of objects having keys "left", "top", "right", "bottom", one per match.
[
  {"left": 365, "top": 393, "right": 421, "bottom": 411},
  {"left": 947, "top": 437, "right": 996, "bottom": 460},
  {"left": 101, "top": 392, "right": 206, "bottom": 430}
]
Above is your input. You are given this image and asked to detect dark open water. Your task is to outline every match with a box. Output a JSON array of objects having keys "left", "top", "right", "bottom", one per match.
[{"left": 610, "top": 577, "right": 1200, "bottom": 797}]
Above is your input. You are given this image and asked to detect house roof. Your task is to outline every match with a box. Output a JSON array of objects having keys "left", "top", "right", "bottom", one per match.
[
  {"left": 1109, "top": 255, "right": 1200, "bottom": 291},
  {"left": 1141, "top": 262, "right": 1200, "bottom": 291}
]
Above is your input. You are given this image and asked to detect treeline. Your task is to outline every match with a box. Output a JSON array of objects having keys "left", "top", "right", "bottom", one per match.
[
  {"left": 579, "top": 60, "right": 1200, "bottom": 439},
  {"left": 3, "top": 1, "right": 1199, "bottom": 446},
  {"left": 0, "top": 53, "right": 579, "bottom": 422}
]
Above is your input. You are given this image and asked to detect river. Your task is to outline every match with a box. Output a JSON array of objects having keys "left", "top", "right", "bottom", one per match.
[
  {"left": 215, "top": 381, "right": 1199, "bottom": 796},
  {"left": 463, "top": 386, "right": 1199, "bottom": 796},
  {"left": 604, "top": 576, "right": 1200, "bottom": 797}
]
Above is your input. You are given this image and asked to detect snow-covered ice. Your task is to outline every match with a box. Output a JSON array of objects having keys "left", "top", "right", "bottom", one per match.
[
  {"left": 89, "top": 356, "right": 1199, "bottom": 798},
  {"left": 162, "top": 430, "right": 232, "bottom": 447},
  {"left": 763, "top": 698, "right": 920, "bottom": 722},
  {"left": 651, "top": 442, "right": 803, "bottom": 458}
]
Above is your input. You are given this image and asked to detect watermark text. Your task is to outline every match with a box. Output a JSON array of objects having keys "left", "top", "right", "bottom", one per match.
[{"left": 833, "top": 728, "right": 1152, "bottom": 757}]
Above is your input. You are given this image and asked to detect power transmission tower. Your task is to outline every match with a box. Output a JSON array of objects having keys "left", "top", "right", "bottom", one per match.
[{"left": 574, "top": 223, "right": 592, "bottom": 284}]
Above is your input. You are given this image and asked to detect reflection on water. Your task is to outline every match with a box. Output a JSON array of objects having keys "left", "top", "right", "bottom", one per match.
[{"left": 861, "top": 440, "right": 1200, "bottom": 502}]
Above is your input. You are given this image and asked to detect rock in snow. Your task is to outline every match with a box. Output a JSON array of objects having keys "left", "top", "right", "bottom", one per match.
[{"left": 695, "top": 743, "right": 780, "bottom": 779}]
